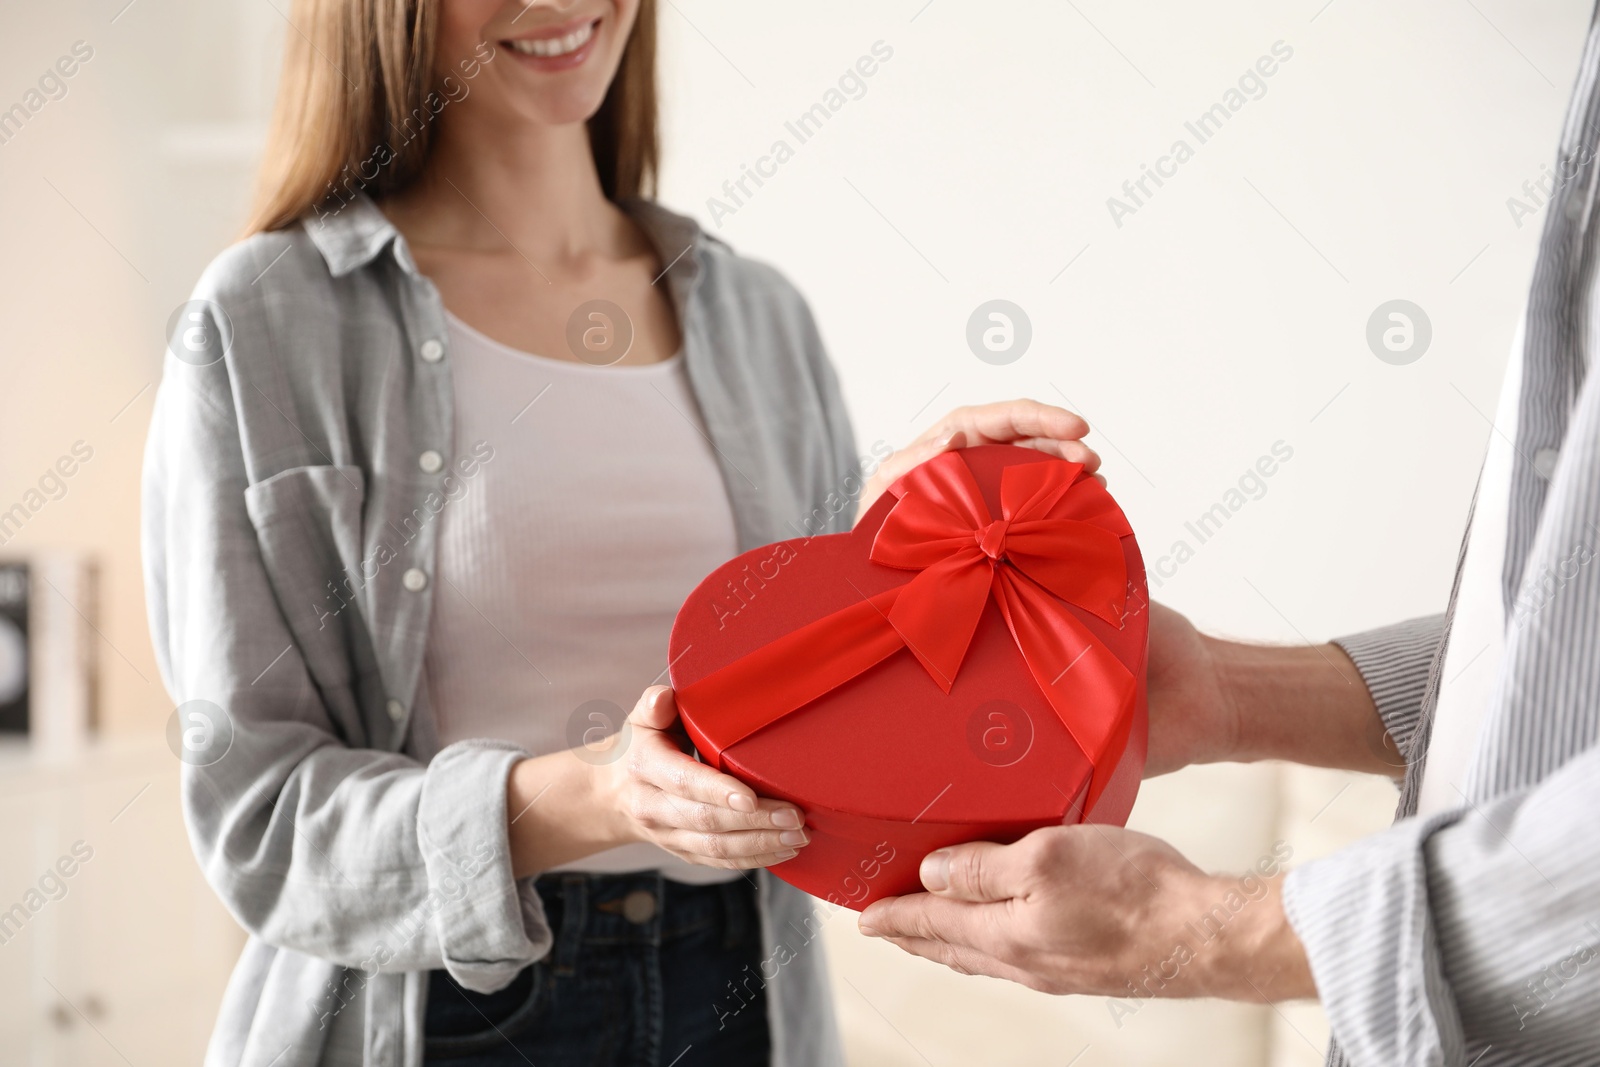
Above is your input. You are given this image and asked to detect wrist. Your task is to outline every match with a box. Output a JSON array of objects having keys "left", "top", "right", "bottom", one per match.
[
  {"left": 1199, "top": 634, "right": 1249, "bottom": 764},
  {"left": 1198, "top": 874, "right": 1317, "bottom": 1002},
  {"left": 505, "top": 752, "right": 637, "bottom": 879},
  {"left": 583, "top": 754, "right": 638, "bottom": 849},
  {"left": 1210, "top": 638, "right": 1283, "bottom": 763}
]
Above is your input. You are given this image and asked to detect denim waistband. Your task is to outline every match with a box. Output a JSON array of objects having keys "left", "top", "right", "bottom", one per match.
[{"left": 536, "top": 871, "right": 759, "bottom": 977}]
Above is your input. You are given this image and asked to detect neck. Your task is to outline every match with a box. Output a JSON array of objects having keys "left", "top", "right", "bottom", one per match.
[{"left": 395, "top": 112, "right": 627, "bottom": 264}]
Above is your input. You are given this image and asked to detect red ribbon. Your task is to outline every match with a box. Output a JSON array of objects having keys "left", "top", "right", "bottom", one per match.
[{"left": 679, "top": 451, "right": 1138, "bottom": 812}]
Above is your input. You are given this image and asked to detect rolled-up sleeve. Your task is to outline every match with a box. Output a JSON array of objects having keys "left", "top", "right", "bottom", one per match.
[
  {"left": 143, "top": 267, "right": 549, "bottom": 993},
  {"left": 416, "top": 742, "right": 552, "bottom": 988},
  {"left": 1333, "top": 615, "right": 1447, "bottom": 759},
  {"left": 1283, "top": 742, "right": 1600, "bottom": 1066}
]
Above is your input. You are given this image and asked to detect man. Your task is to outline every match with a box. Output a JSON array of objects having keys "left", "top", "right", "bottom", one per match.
[{"left": 859, "top": 9, "right": 1600, "bottom": 1065}]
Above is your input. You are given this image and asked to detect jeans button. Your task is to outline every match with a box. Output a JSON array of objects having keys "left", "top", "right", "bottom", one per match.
[{"left": 621, "top": 889, "right": 656, "bottom": 924}]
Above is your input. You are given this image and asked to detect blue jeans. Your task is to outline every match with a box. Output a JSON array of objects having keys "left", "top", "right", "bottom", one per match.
[{"left": 423, "top": 872, "right": 771, "bottom": 1066}]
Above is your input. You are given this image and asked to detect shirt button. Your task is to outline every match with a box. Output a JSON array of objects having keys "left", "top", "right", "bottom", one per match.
[
  {"left": 1534, "top": 447, "right": 1560, "bottom": 480},
  {"left": 419, "top": 339, "right": 445, "bottom": 364},
  {"left": 386, "top": 699, "right": 406, "bottom": 723},
  {"left": 419, "top": 450, "right": 444, "bottom": 474},
  {"left": 402, "top": 568, "right": 428, "bottom": 592},
  {"left": 621, "top": 890, "right": 657, "bottom": 924}
]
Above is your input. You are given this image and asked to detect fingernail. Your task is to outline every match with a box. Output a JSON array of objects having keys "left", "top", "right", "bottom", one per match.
[
  {"left": 858, "top": 922, "right": 879, "bottom": 937},
  {"left": 727, "top": 793, "right": 755, "bottom": 813},
  {"left": 771, "top": 808, "right": 802, "bottom": 829},
  {"left": 920, "top": 849, "right": 951, "bottom": 892},
  {"left": 779, "top": 829, "right": 808, "bottom": 847},
  {"left": 775, "top": 848, "right": 798, "bottom": 861}
]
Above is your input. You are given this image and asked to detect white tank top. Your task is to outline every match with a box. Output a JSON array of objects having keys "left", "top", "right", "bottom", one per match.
[{"left": 423, "top": 310, "right": 742, "bottom": 883}]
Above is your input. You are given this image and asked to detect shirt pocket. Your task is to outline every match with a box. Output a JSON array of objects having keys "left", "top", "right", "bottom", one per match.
[{"left": 244, "top": 464, "right": 368, "bottom": 696}]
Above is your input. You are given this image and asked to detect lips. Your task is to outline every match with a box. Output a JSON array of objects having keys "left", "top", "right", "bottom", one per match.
[{"left": 500, "top": 15, "right": 601, "bottom": 69}]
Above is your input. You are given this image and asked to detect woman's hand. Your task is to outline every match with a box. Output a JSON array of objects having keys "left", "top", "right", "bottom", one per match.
[
  {"left": 598, "top": 686, "right": 810, "bottom": 869},
  {"left": 858, "top": 400, "right": 1102, "bottom": 522}
]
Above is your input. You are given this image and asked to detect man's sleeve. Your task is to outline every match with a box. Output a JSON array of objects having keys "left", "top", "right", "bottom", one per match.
[
  {"left": 1283, "top": 738, "right": 1600, "bottom": 1066},
  {"left": 1332, "top": 615, "right": 1447, "bottom": 758}
]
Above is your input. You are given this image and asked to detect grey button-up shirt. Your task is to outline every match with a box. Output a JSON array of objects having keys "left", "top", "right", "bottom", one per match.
[{"left": 142, "top": 194, "right": 855, "bottom": 1067}]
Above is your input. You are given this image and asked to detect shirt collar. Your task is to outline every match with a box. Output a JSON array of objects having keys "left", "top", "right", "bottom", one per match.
[
  {"left": 621, "top": 198, "right": 705, "bottom": 309},
  {"left": 301, "top": 191, "right": 706, "bottom": 294},
  {"left": 303, "top": 193, "right": 409, "bottom": 279}
]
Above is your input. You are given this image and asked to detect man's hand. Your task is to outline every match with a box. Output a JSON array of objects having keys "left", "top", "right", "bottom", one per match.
[
  {"left": 858, "top": 400, "right": 1102, "bottom": 522},
  {"left": 858, "top": 825, "right": 1316, "bottom": 1003},
  {"left": 1142, "top": 603, "right": 1403, "bottom": 778},
  {"left": 1143, "top": 602, "right": 1240, "bottom": 777}
]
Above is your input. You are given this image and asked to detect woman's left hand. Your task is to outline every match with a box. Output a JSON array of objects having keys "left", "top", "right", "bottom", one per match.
[{"left": 858, "top": 400, "right": 1102, "bottom": 522}]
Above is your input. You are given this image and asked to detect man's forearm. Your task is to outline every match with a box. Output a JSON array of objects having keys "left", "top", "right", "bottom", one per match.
[{"left": 1209, "top": 637, "right": 1404, "bottom": 776}]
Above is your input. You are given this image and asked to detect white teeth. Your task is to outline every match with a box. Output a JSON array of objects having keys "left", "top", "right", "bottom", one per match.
[{"left": 508, "top": 21, "right": 594, "bottom": 58}]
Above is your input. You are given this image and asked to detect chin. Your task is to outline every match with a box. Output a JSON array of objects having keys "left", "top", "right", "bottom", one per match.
[{"left": 528, "top": 85, "right": 614, "bottom": 127}]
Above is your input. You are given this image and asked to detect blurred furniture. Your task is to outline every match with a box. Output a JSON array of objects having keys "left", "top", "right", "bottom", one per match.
[
  {"left": 0, "top": 553, "right": 99, "bottom": 754},
  {"left": 0, "top": 736, "right": 243, "bottom": 1066}
]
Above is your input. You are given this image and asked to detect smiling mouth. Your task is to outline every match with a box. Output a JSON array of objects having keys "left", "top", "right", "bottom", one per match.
[{"left": 504, "top": 18, "right": 598, "bottom": 58}]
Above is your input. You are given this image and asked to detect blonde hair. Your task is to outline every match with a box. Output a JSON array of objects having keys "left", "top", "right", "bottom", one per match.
[{"left": 244, "top": 0, "right": 658, "bottom": 235}]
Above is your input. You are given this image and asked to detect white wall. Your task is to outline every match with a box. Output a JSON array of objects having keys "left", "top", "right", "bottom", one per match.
[
  {"left": 655, "top": 0, "right": 1588, "bottom": 641},
  {"left": 0, "top": 1, "right": 1590, "bottom": 1064}
]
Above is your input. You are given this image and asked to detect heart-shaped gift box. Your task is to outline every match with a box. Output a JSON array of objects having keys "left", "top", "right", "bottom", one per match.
[{"left": 669, "top": 445, "right": 1148, "bottom": 908}]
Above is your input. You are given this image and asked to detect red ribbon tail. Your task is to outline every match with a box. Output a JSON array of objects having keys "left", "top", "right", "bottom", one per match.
[
  {"left": 676, "top": 588, "right": 907, "bottom": 766},
  {"left": 991, "top": 572, "right": 1136, "bottom": 814}
]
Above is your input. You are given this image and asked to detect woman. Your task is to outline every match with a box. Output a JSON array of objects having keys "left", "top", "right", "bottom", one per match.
[{"left": 144, "top": 1, "right": 1100, "bottom": 1065}]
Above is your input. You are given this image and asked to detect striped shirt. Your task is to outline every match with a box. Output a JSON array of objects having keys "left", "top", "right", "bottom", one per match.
[{"left": 1281, "top": 6, "right": 1600, "bottom": 1065}]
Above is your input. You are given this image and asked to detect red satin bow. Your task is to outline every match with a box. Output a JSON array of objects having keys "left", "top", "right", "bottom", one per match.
[{"left": 678, "top": 451, "right": 1138, "bottom": 812}]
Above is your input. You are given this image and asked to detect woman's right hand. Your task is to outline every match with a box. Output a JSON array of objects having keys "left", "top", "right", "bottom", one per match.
[{"left": 599, "top": 686, "right": 810, "bottom": 869}]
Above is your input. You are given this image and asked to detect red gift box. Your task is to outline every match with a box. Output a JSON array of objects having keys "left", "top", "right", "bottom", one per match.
[{"left": 669, "top": 445, "right": 1148, "bottom": 908}]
